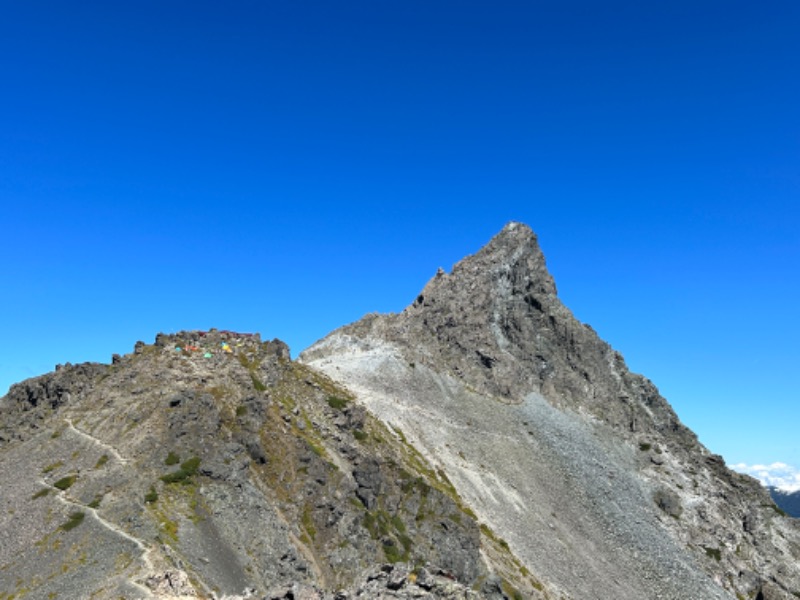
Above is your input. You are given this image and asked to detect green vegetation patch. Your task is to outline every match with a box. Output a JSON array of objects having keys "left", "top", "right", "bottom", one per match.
[
  {"left": 326, "top": 396, "right": 349, "bottom": 410},
  {"left": 480, "top": 522, "right": 511, "bottom": 551},
  {"left": 251, "top": 375, "right": 267, "bottom": 392},
  {"left": 87, "top": 495, "right": 103, "bottom": 509},
  {"left": 364, "top": 509, "right": 413, "bottom": 563},
  {"left": 703, "top": 546, "right": 721, "bottom": 561},
  {"left": 161, "top": 457, "right": 201, "bottom": 485},
  {"left": 639, "top": 442, "right": 652, "bottom": 451},
  {"left": 164, "top": 451, "right": 181, "bottom": 466},
  {"left": 392, "top": 425, "right": 408, "bottom": 444},
  {"left": 391, "top": 514, "right": 406, "bottom": 533},
  {"left": 353, "top": 429, "right": 368, "bottom": 442},
  {"left": 161, "top": 516, "right": 179, "bottom": 542},
  {"left": 32, "top": 488, "right": 50, "bottom": 500},
  {"left": 301, "top": 505, "right": 317, "bottom": 541},
  {"left": 42, "top": 461, "right": 63, "bottom": 474},
  {"left": 236, "top": 405, "right": 248, "bottom": 417},
  {"left": 60, "top": 511, "right": 85, "bottom": 532},
  {"left": 53, "top": 475, "right": 77, "bottom": 491},
  {"left": 382, "top": 541, "right": 403, "bottom": 563},
  {"left": 144, "top": 486, "right": 159, "bottom": 504},
  {"left": 94, "top": 454, "right": 109, "bottom": 469},
  {"left": 501, "top": 580, "right": 524, "bottom": 600}
]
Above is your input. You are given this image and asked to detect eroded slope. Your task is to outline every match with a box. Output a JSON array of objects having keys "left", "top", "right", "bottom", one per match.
[
  {"left": 0, "top": 330, "right": 530, "bottom": 599},
  {"left": 302, "top": 222, "right": 800, "bottom": 600}
]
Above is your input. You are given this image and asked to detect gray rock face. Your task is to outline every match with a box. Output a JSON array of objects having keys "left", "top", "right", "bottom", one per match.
[
  {"left": 0, "top": 330, "right": 506, "bottom": 599},
  {"left": 302, "top": 222, "right": 800, "bottom": 600},
  {"left": 0, "top": 361, "right": 107, "bottom": 444},
  {"left": 3, "top": 224, "right": 798, "bottom": 599}
]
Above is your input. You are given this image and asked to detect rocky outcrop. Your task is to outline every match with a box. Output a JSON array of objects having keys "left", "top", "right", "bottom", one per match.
[
  {"left": 3, "top": 223, "right": 799, "bottom": 599},
  {"left": 0, "top": 330, "right": 522, "bottom": 598},
  {"left": 0, "top": 360, "right": 107, "bottom": 444},
  {"left": 265, "top": 563, "right": 507, "bottom": 600},
  {"left": 302, "top": 222, "right": 800, "bottom": 600}
]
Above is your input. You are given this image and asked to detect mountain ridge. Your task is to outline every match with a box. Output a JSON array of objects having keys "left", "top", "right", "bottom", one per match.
[
  {"left": 0, "top": 330, "right": 533, "bottom": 599},
  {"left": 2, "top": 222, "right": 799, "bottom": 599},
  {"left": 301, "top": 221, "right": 800, "bottom": 600},
  {"left": 769, "top": 488, "right": 800, "bottom": 519}
]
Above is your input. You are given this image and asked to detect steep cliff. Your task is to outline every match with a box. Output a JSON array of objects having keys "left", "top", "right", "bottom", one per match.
[{"left": 301, "top": 222, "right": 800, "bottom": 600}]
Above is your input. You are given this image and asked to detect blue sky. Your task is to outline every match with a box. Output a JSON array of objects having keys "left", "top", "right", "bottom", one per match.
[{"left": 1, "top": 2, "right": 798, "bottom": 475}]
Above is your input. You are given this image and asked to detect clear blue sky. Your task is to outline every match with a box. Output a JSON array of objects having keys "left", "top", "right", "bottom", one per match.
[{"left": 2, "top": 2, "right": 798, "bottom": 474}]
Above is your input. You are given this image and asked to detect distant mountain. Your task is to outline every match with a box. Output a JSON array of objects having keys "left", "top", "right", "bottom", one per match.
[
  {"left": 770, "top": 487, "right": 800, "bottom": 518},
  {"left": 2, "top": 222, "right": 800, "bottom": 599}
]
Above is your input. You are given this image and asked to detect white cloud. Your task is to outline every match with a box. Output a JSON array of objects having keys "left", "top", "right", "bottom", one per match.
[{"left": 731, "top": 462, "right": 800, "bottom": 493}]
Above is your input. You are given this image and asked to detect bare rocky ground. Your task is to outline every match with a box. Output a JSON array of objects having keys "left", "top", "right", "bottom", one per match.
[
  {"left": 1, "top": 331, "right": 533, "bottom": 599},
  {"left": 3, "top": 222, "right": 799, "bottom": 600},
  {"left": 301, "top": 222, "right": 800, "bottom": 600}
]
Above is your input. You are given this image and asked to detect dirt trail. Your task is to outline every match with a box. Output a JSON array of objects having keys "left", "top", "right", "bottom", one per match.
[
  {"left": 64, "top": 417, "right": 129, "bottom": 465},
  {"left": 40, "top": 477, "right": 155, "bottom": 596}
]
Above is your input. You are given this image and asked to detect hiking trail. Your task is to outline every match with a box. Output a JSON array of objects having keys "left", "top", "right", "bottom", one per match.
[
  {"left": 64, "top": 417, "right": 129, "bottom": 465},
  {"left": 40, "top": 477, "right": 155, "bottom": 597}
]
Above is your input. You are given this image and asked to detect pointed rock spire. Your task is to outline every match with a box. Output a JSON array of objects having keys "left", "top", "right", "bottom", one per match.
[{"left": 408, "top": 222, "right": 557, "bottom": 316}]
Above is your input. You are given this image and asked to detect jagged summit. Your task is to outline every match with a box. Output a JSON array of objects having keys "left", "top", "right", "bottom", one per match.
[
  {"left": 302, "top": 223, "right": 800, "bottom": 600},
  {"left": 3, "top": 225, "right": 800, "bottom": 600},
  {"left": 409, "top": 221, "right": 556, "bottom": 314},
  {"left": 322, "top": 223, "right": 664, "bottom": 423},
  {"left": 386, "top": 222, "right": 567, "bottom": 403}
]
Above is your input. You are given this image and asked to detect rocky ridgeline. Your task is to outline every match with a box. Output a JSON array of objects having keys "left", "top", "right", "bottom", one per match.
[
  {"left": 0, "top": 329, "right": 282, "bottom": 445},
  {"left": 145, "top": 562, "right": 490, "bottom": 599},
  {"left": 3, "top": 224, "right": 800, "bottom": 599},
  {"left": 301, "top": 222, "right": 800, "bottom": 600},
  {"left": 263, "top": 563, "right": 503, "bottom": 599},
  {"left": 0, "top": 329, "right": 533, "bottom": 598}
]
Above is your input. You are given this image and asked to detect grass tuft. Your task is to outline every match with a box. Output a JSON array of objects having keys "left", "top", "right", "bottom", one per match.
[
  {"left": 326, "top": 396, "right": 348, "bottom": 410},
  {"left": 161, "top": 457, "right": 201, "bottom": 484},
  {"left": 60, "top": 511, "right": 85, "bottom": 532},
  {"left": 53, "top": 475, "right": 77, "bottom": 491},
  {"left": 144, "top": 486, "right": 158, "bottom": 504}
]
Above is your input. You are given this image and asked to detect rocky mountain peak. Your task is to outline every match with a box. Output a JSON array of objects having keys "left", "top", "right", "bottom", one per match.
[
  {"left": 4, "top": 225, "right": 800, "bottom": 600},
  {"left": 302, "top": 223, "right": 800, "bottom": 600},
  {"left": 408, "top": 221, "right": 556, "bottom": 319},
  {"left": 339, "top": 222, "right": 606, "bottom": 410}
]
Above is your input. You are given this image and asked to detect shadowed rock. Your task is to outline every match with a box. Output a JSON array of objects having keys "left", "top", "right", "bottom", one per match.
[{"left": 302, "top": 222, "right": 800, "bottom": 600}]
